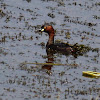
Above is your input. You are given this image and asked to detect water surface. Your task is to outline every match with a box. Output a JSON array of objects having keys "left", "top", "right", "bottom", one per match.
[{"left": 0, "top": 0, "right": 100, "bottom": 100}]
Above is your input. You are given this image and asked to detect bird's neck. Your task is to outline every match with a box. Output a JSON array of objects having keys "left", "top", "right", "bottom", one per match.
[{"left": 47, "top": 31, "right": 54, "bottom": 45}]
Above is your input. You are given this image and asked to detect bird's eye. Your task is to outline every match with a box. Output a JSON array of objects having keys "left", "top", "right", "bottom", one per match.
[{"left": 44, "top": 27, "right": 46, "bottom": 29}]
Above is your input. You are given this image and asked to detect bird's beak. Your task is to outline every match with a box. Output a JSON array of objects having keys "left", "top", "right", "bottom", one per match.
[
  {"left": 38, "top": 28, "right": 44, "bottom": 33},
  {"left": 41, "top": 28, "right": 44, "bottom": 32}
]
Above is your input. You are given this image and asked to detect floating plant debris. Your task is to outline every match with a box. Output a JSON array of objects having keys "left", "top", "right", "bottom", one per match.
[
  {"left": 22, "top": 62, "right": 79, "bottom": 67},
  {"left": 83, "top": 71, "right": 100, "bottom": 78},
  {"left": 0, "top": 9, "right": 6, "bottom": 18},
  {"left": 48, "top": 13, "right": 55, "bottom": 18}
]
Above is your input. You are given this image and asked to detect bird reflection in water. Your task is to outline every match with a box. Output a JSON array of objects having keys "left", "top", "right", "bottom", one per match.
[{"left": 42, "top": 49, "right": 54, "bottom": 71}]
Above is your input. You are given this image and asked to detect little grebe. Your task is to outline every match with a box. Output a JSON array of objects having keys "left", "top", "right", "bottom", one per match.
[{"left": 40, "top": 24, "right": 74, "bottom": 54}]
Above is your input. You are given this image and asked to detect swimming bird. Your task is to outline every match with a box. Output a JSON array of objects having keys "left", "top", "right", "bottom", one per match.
[{"left": 40, "top": 24, "right": 74, "bottom": 55}]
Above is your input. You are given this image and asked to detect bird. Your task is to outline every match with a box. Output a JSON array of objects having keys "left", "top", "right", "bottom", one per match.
[{"left": 40, "top": 23, "right": 75, "bottom": 55}]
